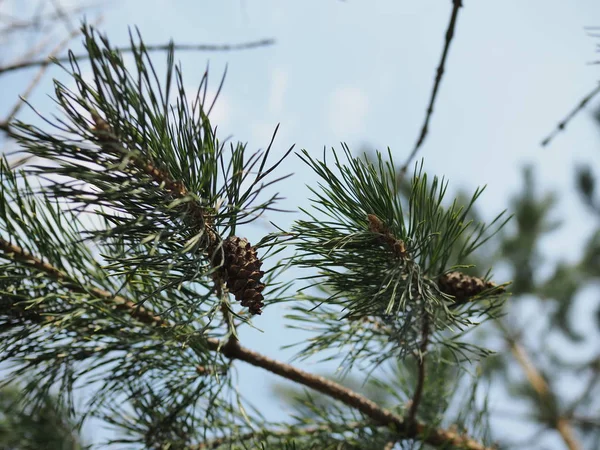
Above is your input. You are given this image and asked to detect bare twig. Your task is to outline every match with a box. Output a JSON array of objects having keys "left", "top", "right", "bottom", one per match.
[
  {"left": 50, "top": 0, "right": 77, "bottom": 34},
  {"left": 7, "top": 33, "right": 55, "bottom": 67},
  {"left": 0, "top": 38, "right": 275, "bottom": 75},
  {"left": 541, "top": 82, "right": 600, "bottom": 147},
  {"left": 0, "top": 3, "right": 95, "bottom": 36},
  {"left": 499, "top": 321, "right": 581, "bottom": 450},
  {"left": 3, "top": 15, "right": 102, "bottom": 124},
  {"left": 400, "top": 0, "right": 463, "bottom": 175},
  {"left": 0, "top": 238, "right": 493, "bottom": 450}
]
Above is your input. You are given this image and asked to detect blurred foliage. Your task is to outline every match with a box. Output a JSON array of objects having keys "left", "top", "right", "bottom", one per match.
[{"left": 0, "top": 384, "right": 83, "bottom": 450}]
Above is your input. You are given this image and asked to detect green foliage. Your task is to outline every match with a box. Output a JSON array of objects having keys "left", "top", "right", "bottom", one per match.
[
  {"left": 501, "top": 166, "right": 560, "bottom": 295},
  {"left": 14, "top": 24, "right": 291, "bottom": 316},
  {"left": 285, "top": 148, "right": 508, "bottom": 370},
  {"left": 1, "top": 24, "right": 291, "bottom": 447},
  {"left": 0, "top": 23, "right": 509, "bottom": 449}
]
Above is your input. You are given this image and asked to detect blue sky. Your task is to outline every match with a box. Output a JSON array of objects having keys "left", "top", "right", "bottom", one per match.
[{"left": 3, "top": 0, "right": 600, "bottom": 447}]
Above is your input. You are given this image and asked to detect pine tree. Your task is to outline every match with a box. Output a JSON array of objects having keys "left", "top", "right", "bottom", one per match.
[{"left": 0, "top": 23, "right": 515, "bottom": 449}]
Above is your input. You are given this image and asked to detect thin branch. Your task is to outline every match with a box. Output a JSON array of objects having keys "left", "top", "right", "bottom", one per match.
[
  {"left": 499, "top": 321, "right": 581, "bottom": 450},
  {"left": 565, "top": 357, "right": 600, "bottom": 417},
  {"left": 541, "top": 82, "right": 600, "bottom": 147},
  {"left": 570, "top": 415, "right": 600, "bottom": 428},
  {"left": 383, "top": 440, "right": 396, "bottom": 450},
  {"left": 0, "top": 38, "right": 275, "bottom": 75},
  {"left": 400, "top": 0, "right": 463, "bottom": 175},
  {"left": 407, "top": 313, "right": 430, "bottom": 425},
  {"left": 0, "top": 236, "right": 213, "bottom": 378},
  {"left": 0, "top": 239, "right": 493, "bottom": 450},
  {"left": 50, "top": 0, "right": 77, "bottom": 34},
  {"left": 0, "top": 3, "right": 96, "bottom": 36},
  {"left": 0, "top": 120, "right": 11, "bottom": 135},
  {"left": 0, "top": 237, "right": 165, "bottom": 327},
  {"left": 3, "top": 15, "right": 102, "bottom": 124},
  {"left": 192, "top": 421, "right": 371, "bottom": 449}
]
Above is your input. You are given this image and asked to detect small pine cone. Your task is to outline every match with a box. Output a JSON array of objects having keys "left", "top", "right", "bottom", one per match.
[
  {"left": 367, "top": 214, "right": 406, "bottom": 258},
  {"left": 438, "top": 271, "right": 504, "bottom": 304},
  {"left": 222, "top": 236, "right": 265, "bottom": 315},
  {"left": 367, "top": 214, "right": 387, "bottom": 234}
]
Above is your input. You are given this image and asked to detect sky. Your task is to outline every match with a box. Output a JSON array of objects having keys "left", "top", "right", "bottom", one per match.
[{"left": 3, "top": 0, "right": 600, "bottom": 447}]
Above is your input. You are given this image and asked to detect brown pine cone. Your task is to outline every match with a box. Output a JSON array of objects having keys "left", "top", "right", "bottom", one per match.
[
  {"left": 222, "top": 236, "right": 265, "bottom": 315},
  {"left": 438, "top": 271, "right": 504, "bottom": 305}
]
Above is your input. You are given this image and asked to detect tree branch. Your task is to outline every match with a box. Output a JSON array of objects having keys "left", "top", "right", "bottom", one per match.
[
  {"left": 217, "top": 339, "right": 490, "bottom": 450},
  {"left": 499, "top": 321, "right": 581, "bottom": 450},
  {"left": 540, "top": 82, "right": 600, "bottom": 147},
  {"left": 192, "top": 421, "right": 371, "bottom": 449},
  {"left": 0, "top": 39, "right": 275, "bottom": 75},
  {"left": 400, "top": 0, "right": 463, "bottom": 175},
  {"left": 407, "top": 312, "right": 430, "bottom": 425},
  {"left": 0, "top": 237, "right": 165, "bottom": 327},
  {"left": 0, "top": 239, "right": 493, "bottom": 450},
  {"left": 3, "top": 16, "right": 103, "bottom": 125}
]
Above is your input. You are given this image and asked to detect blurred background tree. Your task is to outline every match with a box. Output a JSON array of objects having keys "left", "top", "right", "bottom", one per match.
[{"left": 0, "top": 384, "right": 84, "bottom": 450}]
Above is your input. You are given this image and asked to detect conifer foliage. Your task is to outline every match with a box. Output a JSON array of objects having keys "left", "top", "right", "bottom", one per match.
[{"left": 0, "top": 24, "right": 509, "bottom": 449}]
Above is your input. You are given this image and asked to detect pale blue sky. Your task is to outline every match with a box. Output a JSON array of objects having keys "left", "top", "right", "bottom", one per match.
[{"left": 3, "top": 1, "right": 600, "bottom": 447}]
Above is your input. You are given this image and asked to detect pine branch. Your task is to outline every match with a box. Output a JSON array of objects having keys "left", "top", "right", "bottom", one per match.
[
  {"left": 401, "top": 0, "right": 463, "bottom": 175},
  {"left": 0, "top": 238, "right": 492, "bottom": 450},
  {"left": 0, "top": 237, "right": 164, "bottom": 327},
  {"left": 89, "top": 110, "right": 217, "bottom": 247},
  {"left": 11, "top": 24, "right": 291, "bottom": 316},
  {"left": 289, "top": 148, "right": 508, "bottom": 369}
]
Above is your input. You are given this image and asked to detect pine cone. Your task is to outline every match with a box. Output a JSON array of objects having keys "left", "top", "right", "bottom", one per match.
[
  {"left": 438, "top": 271, "right": 504, "bottom": 305},
  {"left": 222, "top": 236, "right": 265, "bottom": 315}
]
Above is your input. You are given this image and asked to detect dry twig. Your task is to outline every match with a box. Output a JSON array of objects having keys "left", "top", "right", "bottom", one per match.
[
  {"left": 400, "top": 0, "right": 463, "bottom": 175},
  {"left": 540, "top": 82, "right": 600, "bottom": 147},
  {"left": 0, "top": 39, "right": 275, "bottom": 75},
  {"left": 3, "top": 15, "right": 102, "bottom": 124}
]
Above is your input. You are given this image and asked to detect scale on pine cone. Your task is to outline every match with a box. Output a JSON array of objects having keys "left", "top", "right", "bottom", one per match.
[{"left": 222, "top": 236, "right": 265, "bottom": 315}]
